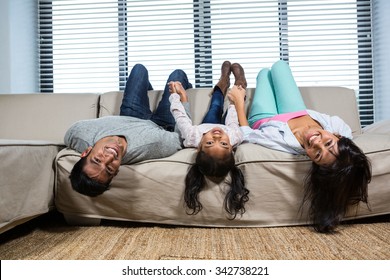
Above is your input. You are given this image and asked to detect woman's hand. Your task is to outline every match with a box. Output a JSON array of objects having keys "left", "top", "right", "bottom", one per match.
[
  {"left": 168, "top": 81, "right": 188, "bottom": 102},
  {"left": 228, "top": 85, "right": 249, "bottom": 126},
  {"left": 228, "top": 85, "right": 246, "bottom": 105}
]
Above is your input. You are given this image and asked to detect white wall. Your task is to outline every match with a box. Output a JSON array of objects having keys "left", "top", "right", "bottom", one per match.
[
  {"left": 0, "top": 0, "right": 38, "bottom": 93},
  {"left": 372, "top": 0, "right": 390, "bottom": 121}
]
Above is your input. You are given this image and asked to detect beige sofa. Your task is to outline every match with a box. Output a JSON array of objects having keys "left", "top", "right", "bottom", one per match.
[
  {"left": 56, "top": 87, "right": 390, "bottom": 228},
  {"left": 1, "top": 87, "right": 389, "bottom": 234},
  {"left": 0, "top": 93, "right": 100, "bottom": 234}
]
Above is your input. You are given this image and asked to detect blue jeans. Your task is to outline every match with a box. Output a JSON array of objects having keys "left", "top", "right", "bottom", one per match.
[
  {"left": 202, "top": 87, "right": 225, "bottom": 124},
  {"left": 120, "top": 64, "right": 193, "bottom": 131}
]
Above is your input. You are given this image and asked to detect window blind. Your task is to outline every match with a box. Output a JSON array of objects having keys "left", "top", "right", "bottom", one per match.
[
  {"left": 38, "top": 0, "right": 374, "bottom": 126},
  {"left": 39, "top": 0, "right": 133, "bottom": 93}
]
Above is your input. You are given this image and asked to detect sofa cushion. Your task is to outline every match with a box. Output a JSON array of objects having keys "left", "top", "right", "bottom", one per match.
[
  {"left": 298, "top": 87, "right": 361, "bottom": 135},
  {"left": 362, "top": 119, "right": 390, "bottom": 134},
  {"left": 0, "top": 93, "right": 100, "bottom": 143},
  {"left": 55, "top": 132, "right": 390, "bottom": 227},
  {"left": 99, "top": 87, "right": 361, "bottom": 135},
  {"left": 99, "top": 89, "right": 215, "bottom": 125},
  {"left": 235, "top": 134, "right": 390, "bottom": 223}
]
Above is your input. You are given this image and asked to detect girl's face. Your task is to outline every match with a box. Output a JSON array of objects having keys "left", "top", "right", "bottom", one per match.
[
  {"left": 302, "top": 129, "right": 340, "bottom": 166},
  {"left": 199, "top": 127, "right": 233, "bottom": 158}
]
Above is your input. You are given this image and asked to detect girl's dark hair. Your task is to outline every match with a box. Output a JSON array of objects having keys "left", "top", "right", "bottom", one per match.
[
  {"left": 69, "top": 156, "right": 110, "bottom": 197},
  {"left": 184, "top": 150, "right": 249, "bottom": 219},
  {"left": 302, "top": 137, "right": 371, "bottom": 233}
]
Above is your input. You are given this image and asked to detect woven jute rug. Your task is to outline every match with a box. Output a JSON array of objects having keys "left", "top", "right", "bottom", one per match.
[{"left": 0, "top": 212, "right": 389, "bottom": 260}]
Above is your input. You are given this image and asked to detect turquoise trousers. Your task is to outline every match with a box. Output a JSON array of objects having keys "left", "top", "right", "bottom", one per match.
[{"left": 248, "top": 60, "right": 307, "bottom": 127}]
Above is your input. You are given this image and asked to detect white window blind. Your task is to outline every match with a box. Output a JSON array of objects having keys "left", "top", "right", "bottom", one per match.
[
  {"left": 125, "top": 0, "right": 196, "bottom": 89},
  {"left": 39, "top": 0, "right": 122, "bottom": 92},
  {"left": 38, "top": 0, "right": 196, "bottom": 93},
  {"left": 38, "top": 0, "right": 374, "bottom": 126}
]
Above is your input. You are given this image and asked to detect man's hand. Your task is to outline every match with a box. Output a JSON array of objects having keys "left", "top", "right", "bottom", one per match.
[{"left": 168, "top": 81, "right": 188, "bottom": 102}]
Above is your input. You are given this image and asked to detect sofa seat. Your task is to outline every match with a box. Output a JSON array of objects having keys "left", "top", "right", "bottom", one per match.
[
  {"left": 53, "top": 87, "right": 390, "bottom": 228},
  {"left": 55, "top": 134, "right": 390, "bottom": 228}
]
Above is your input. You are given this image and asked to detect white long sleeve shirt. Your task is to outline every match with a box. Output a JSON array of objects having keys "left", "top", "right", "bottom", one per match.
[
  {"left": 241, "top": 109, "right": 352, "bottom": 155},
  {"left": 169, "top": 93, "right": 243, "bottom": 148}
]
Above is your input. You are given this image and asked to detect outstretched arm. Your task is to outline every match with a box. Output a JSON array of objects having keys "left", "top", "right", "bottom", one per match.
[
  {"left": 168, "top": 81, "right": 195, "bottom": 144},
  {"left": 168, "top": 81, "right": 188, "bottom": 102},
  {"left": 228, "top": 85, "right": 249, "bottom": 126}
]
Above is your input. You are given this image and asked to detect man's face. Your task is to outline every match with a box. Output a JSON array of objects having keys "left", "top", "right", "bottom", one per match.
[{"left": 81, "top": 136, "right": 127, "bottom": 184}]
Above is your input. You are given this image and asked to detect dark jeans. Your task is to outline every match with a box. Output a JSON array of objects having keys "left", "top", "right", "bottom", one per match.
[
  {"left": 120, "top": 64, "right": 193, "bottom": 131},
  {"left": 202, "top": 86, "right": 225, "bottom": 124}
]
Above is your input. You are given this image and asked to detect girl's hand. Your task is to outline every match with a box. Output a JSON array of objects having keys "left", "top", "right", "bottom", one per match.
[
  {"left": 228, "top": 85, "right": 246, "bottom": 105},
  {"left": 169, "top": 81, "right": 188, "bottom": 102},
  {"left": 168, "top": 81, "right": 177, "bottom": 94},
  {"left": 228, "top": 85, "right": 249, "bottom": 127}
]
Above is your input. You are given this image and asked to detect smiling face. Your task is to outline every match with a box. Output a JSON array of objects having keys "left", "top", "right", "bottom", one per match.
[
  {"left": 81, "top": 135, "right": 127, "bottom": 184},
  {"left": 199, "top": 127, "right": 233, "bottom": 159},
  {"left": 301, "top": 128, "right": 340, "bottom": 166}
]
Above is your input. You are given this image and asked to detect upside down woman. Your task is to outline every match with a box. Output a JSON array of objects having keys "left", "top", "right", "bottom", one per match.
[{"left": 228, "top": 60, "right": 371, "bottom": 233}]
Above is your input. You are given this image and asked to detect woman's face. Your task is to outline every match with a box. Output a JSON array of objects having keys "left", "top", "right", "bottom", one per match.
[
  {"left": 302, "top": 128, "right": 340, "bottom": 166},
  {"left": 199, "top": 127, "right": 233, "bottom": 158}
]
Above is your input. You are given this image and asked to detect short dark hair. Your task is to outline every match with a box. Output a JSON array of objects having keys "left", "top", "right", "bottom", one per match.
[
  {"left": 303, "top": 137, "right": 372, "bottom": 233},
  {"left": 69, "top": 156, "right": 110, "bottom": 197}
]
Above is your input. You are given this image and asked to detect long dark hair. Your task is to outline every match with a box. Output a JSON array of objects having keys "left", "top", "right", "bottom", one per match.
[
  {"left": 69, "top": 156, "right": 110, "bottom": 197},
  {"left": 302, "top": 137, "right": 371, "bottom": 233},
  {"left": 184, "top": 150, "right": 249, "bottom": 219}
]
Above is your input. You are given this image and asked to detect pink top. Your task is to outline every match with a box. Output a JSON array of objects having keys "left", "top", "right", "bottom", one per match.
[{"left": 252, "top": 110, "right": 308, "bottom": 129}]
